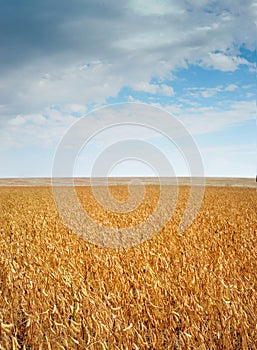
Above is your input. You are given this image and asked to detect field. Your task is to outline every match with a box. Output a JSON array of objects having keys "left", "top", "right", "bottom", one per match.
[{"left": 0, "top": 181, "right": 257, "bottom": 349}]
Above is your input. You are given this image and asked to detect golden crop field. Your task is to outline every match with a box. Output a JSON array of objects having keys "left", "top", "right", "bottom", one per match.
[{"left": 0, "top": 185, "right": 256, "bottom": 349}]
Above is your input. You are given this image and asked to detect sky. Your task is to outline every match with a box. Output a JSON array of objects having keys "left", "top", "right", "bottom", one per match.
[{"left": 0, "top": 0, "right": 256, "bottom": 178}]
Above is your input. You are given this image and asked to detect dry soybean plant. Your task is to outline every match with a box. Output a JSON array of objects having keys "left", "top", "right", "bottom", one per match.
[{"left": 0, "top": 185, "right": 257, "bottom": 349}]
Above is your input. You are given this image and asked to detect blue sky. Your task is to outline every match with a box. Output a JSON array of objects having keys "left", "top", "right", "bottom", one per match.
[{"left": 0, "top": 0, "right": 256, "bottom": 178}]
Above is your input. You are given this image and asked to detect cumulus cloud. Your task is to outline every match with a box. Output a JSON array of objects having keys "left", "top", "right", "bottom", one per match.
[
  {"left": 0, "top": 0, "right": 255, "bottom": 120},
  {"left": 132, "top": 82, "right": 175, "bottom": 96},
  {"left": 203, "top": 53, "right": 253, "bottom": 71}
]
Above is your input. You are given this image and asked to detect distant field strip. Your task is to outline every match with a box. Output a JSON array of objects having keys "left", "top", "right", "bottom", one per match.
[{"left": 0, "top": 177, "right": 256, "bottom": 187}]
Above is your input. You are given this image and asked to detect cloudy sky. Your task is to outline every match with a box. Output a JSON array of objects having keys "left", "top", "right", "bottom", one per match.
[{"left": 0, "top": 0, "right": 256, "bottom": 178}]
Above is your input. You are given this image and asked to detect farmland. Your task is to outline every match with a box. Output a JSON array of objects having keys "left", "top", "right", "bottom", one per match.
[{"left": 0, "top": 182, "right": 257, "bottom": 349}]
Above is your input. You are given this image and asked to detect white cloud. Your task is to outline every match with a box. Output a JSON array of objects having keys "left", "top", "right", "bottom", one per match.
[
  {"left": 132, "top": 82, "right": 174, "bottom": 96},
  {"left": 186, "top": 86, "right": 222, "bottom": 99},
  {"left": 160, "top": 84, "right": 175, "bottom": 96},
  {"left": 0, "top": 0, "right": 254, "bottom": 125},
  {"left": 246, "top": 92, "right": 256, "bottom": 98},
  {"left": 115, "top": 32, "right": 174, "bottom": 51},
  {"left": 9, "top": 114, "right": 48, "bottom": 126},
  {"left": 242, "top": 84, "right": 254, "bottom": 89},
  {"left": 0, "top": 108, "right": 76, "bottom": 150},
  {"left": 132, "top": 82, "right": 159, "bottom": 94},
  {"left": 185, "top": 83, "right": 243, "bottom": 99},
  {"left": 178, "top": 100, "right": 255, "bottom": 135},
  {"left": 128, "top": 0, "right": 184, "bottom": 16},
  {"left": 205, "top": 53, "right": 241, "bottom": 71},
  {"left": 224, "top": 84, "right": 238, "bottom": 91},
  {"left": 63, "top": 104, "right": 87, "bottom": 115}
]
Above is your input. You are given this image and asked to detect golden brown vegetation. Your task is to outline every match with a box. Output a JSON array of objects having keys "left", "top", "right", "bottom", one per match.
[{"left": 0, "top": 185, "right": 256, "bottom": 349}]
